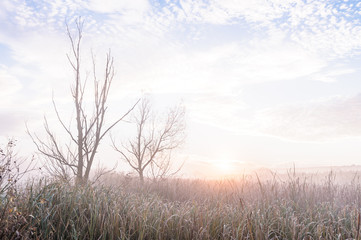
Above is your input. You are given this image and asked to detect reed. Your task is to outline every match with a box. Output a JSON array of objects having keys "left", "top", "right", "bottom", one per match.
[{"left": 1, "top": 171, "right": 361, "bottom": 239}]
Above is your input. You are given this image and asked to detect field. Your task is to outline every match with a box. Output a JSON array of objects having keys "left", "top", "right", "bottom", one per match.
[{"left": 1, "top": 170, "right": 361, "bottom": 239}]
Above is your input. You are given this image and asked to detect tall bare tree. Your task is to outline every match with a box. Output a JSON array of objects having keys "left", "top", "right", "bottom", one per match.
[
  {"left": 112, "top": 98, "right": 185, "bottom": 183},
  {"left": 28, "top": 19, "right": 137, "bottom": 185}
]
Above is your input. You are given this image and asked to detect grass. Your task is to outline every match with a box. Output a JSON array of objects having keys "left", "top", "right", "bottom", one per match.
[{"left": 1, "top": 171, "right": 361, "bottom": 239}]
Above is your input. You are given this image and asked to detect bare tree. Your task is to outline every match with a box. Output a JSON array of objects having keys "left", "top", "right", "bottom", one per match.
[
  {"left": 28, "top": 19, "right": 137, "bottom": 185},
  {"left": 112, "top": 98, "right": 185, "bottom": 183}
]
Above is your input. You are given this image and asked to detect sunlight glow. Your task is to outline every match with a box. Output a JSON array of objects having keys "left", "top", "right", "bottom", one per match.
[
  {"left": 214, "top": 161, "right": 233, "bottom": 173},
  {"left": 210, "top": 159, "right": 246, "bottom": 178}
]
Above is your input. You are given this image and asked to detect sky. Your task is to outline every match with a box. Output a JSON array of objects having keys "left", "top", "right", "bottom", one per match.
[{"left": 1, "top": 0, "right": 361, "bottom": 178}]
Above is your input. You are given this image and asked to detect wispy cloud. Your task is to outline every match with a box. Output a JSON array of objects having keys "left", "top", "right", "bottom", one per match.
[
  {"left": 167, "top": 0, "right": 361, "bottom": 58},
  {"left": 285, "top": 1, "right": 361, "bottom": 57},
  {"left": 87, "top": 0, "right": 149, "bottom": 14},
  {"left": 178, "top": 0, "right": 296, "bottom": 25},
  {"left": 255, "top": 94, "right": 361, "bottom": 141},
  {"left": 310, "top": 67, "right": 356, "bottom": 82}
]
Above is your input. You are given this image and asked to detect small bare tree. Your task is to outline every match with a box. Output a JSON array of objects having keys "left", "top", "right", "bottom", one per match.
[
  {"left": 112, "top": 98, "right": 185, "bottom": 183},
  {"left": 28, "top": 19, "right": 137, "bottom": 185},
  {"left": 0, "top": 139, "right": 35, "bottom": 195}
]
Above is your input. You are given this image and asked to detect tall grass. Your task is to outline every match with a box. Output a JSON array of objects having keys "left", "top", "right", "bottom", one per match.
[{"left": 1, "top": 171, "right": 361, "bottom": 239}]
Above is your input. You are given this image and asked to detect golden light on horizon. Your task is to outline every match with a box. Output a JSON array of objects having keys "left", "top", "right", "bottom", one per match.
[{"left": 209, "top": 159, "right": 246, "bottom": 178}]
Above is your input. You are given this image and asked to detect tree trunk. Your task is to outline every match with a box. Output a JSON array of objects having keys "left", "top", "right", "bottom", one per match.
[{"left": 139, "top": 170, "right": 144, "bottom": 184}]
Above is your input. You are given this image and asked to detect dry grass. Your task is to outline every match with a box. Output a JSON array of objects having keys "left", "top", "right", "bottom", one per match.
[{"left": 1, "top": 171, "right": 361, "bottom": 239}]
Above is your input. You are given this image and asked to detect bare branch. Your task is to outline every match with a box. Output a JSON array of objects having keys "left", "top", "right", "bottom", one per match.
[
  {"left": 52, "top": 95, "right": 77, "bottom": 145},
  {"left": 100, "top": 99, "right": 140, "bottom": 141},
  {"left": 112, "top": 97, "right": 185, "bottom": 183}
]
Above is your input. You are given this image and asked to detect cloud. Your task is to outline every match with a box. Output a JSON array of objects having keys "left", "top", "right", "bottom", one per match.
[
  {"left": 0, "top": 111, "right": 26, "bottom": 135},
  {"left": 1, "top": 0, "right": 361, "bottom": 145},
  {"left": 236, "top": 41, "right": 325, "bottom": 83},
  {"left": 3, "top": 0, "right": 361, "bottom": 61},
  {"left": 178, "top": 0, "right": 297, "bottom": 25},
  {"left": 187, "top": 91, "right": 250, "bottom": 129},
  {"left": 0, "top": 27, "right": 72, "bottom": 105},
  {"left": 255, "top": 94, "right": 361, "bottom": 141},
  {"left": 310, "top": 67, "right": 355, "bottom": 82},
  {"left": 173, "top": 0, "right": 361, "bottom": 58},
  {"left": 283, "top": 1, "right": 361, "bottom": 57},
  {"left": 0, "top": 66, "right": 22, "bottom": 98},
  {"left": 117, "top": 38, "right": 327, "bottom": 98},
  {"left": 187, "top": 92, "right": 361, "bottom": 142},
  {"left": 87, "top": 0, "right": 150, "bottom": 14},
  {"left": 0, "top": 0, "right": 14, "bottom": 20},
  {"left": 0, "top": 0, "right": 357, "bottom": 94}
]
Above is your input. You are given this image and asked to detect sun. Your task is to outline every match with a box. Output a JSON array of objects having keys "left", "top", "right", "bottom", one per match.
[
  {"left": 211, "top": 159, "right": 239, "bottom": 178},
  {"left": 209, "top": 159, "right": 246, "bottom": 178},
  {"left": 214, "top": 161, "right": 233, "bottom": 173}
]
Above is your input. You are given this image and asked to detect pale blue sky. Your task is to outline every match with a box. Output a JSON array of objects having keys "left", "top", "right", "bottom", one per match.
[{"left": 1, "top": 0, "right": 361, "bottom": 177}]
